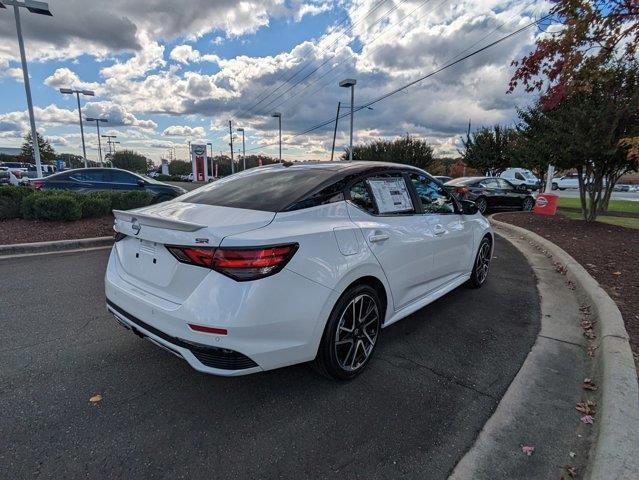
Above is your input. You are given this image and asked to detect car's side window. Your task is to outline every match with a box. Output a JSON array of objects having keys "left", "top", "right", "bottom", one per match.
[
  {"left": 70, "top": 170, "right": 106, "bottom": 182},
  {"left": 496, "top": 178, "right": 514, "bottom": 190},
  {"left": 109, "top": 170, "right": 138, "bottom": 184},
  {"left": 349, "top": 181, "right": 376, "bottom": 214},
  {"left": 408, "top": 173, "right": 456, "bottom": 214},
  {"left": 515, "top": 172, "right": 525, "bottom": 181}
]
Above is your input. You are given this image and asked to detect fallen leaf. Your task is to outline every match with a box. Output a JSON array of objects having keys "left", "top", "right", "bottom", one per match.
[
  {"left": 565, "top": 465, "right": 578, "bottom": 477},
  {"left": 587, "top": 344, "right": 598, "bottom": 358},
  {"left": 89, "top": 394, "right": 102, "bottom": 404},
  {"left": 583, "top": 379, "right": 598, "bottom": 391},
  {"left": 612, "top": 271, "right": 622, "bottom": 276},
  {"left": 583, "top": 330, "right": 596, "bottom": 340},
  {"left": 581, "top": 415, "right": 594, "bottom": 425},
  {"left": 576, "top": 401, "right": 596, "bottom": 415},
  {"left": 569, "top": 451, "right": 576, "bottom": 458},
  {"left": 521, "top": 445, "right": 535, "bottom": 456}
]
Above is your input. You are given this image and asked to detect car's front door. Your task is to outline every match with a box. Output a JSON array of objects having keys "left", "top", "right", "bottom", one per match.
[
  {"left": 496, "top": 178, "right": 523, "bottom": 207},
  {"left": 407, "top": 172, "right": 474, "bottom": 286},
  {"left": 346, "top": 172, "right": 437, "bottom": 311},
  {"left": 107, "top": 170, "right": 145, "bottom": 192}
]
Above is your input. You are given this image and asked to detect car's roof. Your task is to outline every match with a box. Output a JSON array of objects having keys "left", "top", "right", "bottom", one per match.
[
  {"left": 260, "top": 160, "right": 424, "bottom": 175},
  {"left": 445, "top": 176, "right": 487, "bottom": 185}
]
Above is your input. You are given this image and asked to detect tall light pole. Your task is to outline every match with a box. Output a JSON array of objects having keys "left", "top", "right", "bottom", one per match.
[
  {"left": 236, "top": 127, "right": 246, "bottom": 170},
  {"left": 86, "top": 117, "right": 107, "bottom": 165},
  {"left": 60, "top": 87, "right": 94, "bottom": 167},
  {"left": 101, "top": 134, "right": 116, "bottom": 165},
  {"left": 228, "top": 120, "right": 235, "bottom": 174},
  {"left": 1, "top": 0, "right": 53, "bottom": 178},
  {"left": 339, "top": 79, "right": 356, "bottom": 161},
  {"left": 330, "top": 101, "right": 341, "bottom": 161},
  {"left": 271, "top": 112, "right": 282, "bottom": 162}
]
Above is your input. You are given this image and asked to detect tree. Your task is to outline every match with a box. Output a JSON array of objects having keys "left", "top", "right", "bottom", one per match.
[
  {"left": 57, "top": 153, "right": 86, "bottom": 169},
  {"left": 515, "top": 64, "right": 639, "bottom": 220},
  {"left": 459, "top": 125, "right": 519, "bottom": 175},
  {"left": 20, "top": 131, "right": 56, "bottom": 164},
  {"left": 343, "top": 135, "right": 436, "bottom": 171},
  {"left": 111, "top": 149, "right": 149, "bottom": 173},
  {"left": 168, "top": 159, "right": 192, "bottom": 176},
  {"left": 509, "top": 0, "right": 639, "bottom": 109}
]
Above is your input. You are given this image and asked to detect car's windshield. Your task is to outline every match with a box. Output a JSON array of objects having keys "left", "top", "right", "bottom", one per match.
[
  {"left": 180, "top": 167, "right": 338, "bottom": 212},
  {"left": 522, "top": 170, "right": 535, "bottom": 179}
]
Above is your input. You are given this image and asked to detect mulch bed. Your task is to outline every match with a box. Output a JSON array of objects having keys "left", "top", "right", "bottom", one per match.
[
  {"left": 495, "top": 212, "right": 639, "bottom": 359},
  {"left": 0, "top": 216, "right": 114, "bottom": 245}
]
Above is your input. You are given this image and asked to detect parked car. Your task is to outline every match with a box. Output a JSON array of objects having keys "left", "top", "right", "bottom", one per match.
[
  {"left": 180, "top": 172, "right": 195, "bottom": 182},
  {"left": 552, "top": 174, "right": 579, "bottom": 190},
  {"left": 613, "top": 184, "right": 630, "bottom": 192},
  {"left": 32, "top": 167, "right": 187, "bottom": 201},
  {"left": 499, "top": 168, "right": 540, "bottom": 190},
  {"left": 105, "top": 162, "right": 493, "bottom": 380},
  {"left": 0, "top": 161, "right": 28, "bottom": 172},
  {"left": 444, "top": 176, "right": 535, "bottom": 214},
  {"left": 0, "top": 166, "right": 29, "bottom": 186},
  {"left": 434, "top": 175, "right": 452, "bottom": 184}
]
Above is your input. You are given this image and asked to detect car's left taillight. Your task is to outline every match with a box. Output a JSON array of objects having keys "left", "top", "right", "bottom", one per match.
[
  {"left": 30, "top": 179, "right": 44, "bottom": 189},
  {"left": 166, "top": 243, "right": 298, "bottom": 281}
]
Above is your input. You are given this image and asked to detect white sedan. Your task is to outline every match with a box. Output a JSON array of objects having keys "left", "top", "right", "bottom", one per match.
[{"left": 105, "top": 162, "right": 493, "bottom": 380}]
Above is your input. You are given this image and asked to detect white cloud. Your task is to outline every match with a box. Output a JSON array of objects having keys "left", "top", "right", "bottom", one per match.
[
  {"left": 163, "top": 125, "right": 206, "bottom": 137},
  {"left": 100, "top": 34, "right": 165, "bottom": 80},
  {"left": 169, "top": 44, "right": 219, "bottom": 65},
  {"left": 44, "top": 68, "right": 103, "bottom": 94}
]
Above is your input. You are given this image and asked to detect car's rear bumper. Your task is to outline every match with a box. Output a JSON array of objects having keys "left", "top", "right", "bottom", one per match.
[{"left": 104, "top": 247, "right": 338, "bottom": 376}]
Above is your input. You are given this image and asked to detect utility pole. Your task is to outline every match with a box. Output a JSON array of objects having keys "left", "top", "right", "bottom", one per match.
[
  {"left": 271, "top": 112, "right": 282, "bottom": 162},
  {"left": 229, "top": 120, "right": 235, "bottom": 174},
  {"left": 237, "top": 128, "right": 246, "bottom": 170},
  {"left": 330, "top": 101, "right": 341, "bottom": 161}
]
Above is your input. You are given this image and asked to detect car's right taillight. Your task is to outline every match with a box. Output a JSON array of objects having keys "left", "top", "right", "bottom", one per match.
[
  {"left": 453, "top": 187, "right": 469, "bottom": 195},
  {"left": 30, "top": 180, "right": 44, "bottom": 189},
  {"left": 166, "top": 243, "right": 298, "bottom": 281}
]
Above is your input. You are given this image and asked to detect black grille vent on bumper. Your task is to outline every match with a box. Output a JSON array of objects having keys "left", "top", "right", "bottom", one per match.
[{"left": 106, "top": 299, "right": 258, "bottom": 371}]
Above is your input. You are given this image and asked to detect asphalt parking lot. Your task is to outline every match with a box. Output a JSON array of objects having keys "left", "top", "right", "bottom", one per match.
[{"left": 1, "top": 237, "right": 539, "bottom": 479}]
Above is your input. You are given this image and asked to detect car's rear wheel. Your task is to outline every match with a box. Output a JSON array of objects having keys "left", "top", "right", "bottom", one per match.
[
  {"left": 522, "top": 196, "right": 535, "bottom": 211},
  {"left": 551, "top": 182, "right": 558, "bottom": 190},
  {"left": 467, "top": 237, "right": 492, "bottom": 288},
  {"left": 313, "top": 284, "right": 382, "bottom": 380},
  {"left": 475, "top": 197, "right": 488, "bottom": 215}
]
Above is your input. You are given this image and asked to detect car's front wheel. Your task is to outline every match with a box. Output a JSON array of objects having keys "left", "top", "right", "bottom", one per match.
[
  {"left": 522, "top": 196, "right": 535, "bottom": 211},
  {"left": 468, "top": 237, "right": 492, "bottom": 288},
  {"left": 313, "top": 284, "right": 382, "bottom": 380}
]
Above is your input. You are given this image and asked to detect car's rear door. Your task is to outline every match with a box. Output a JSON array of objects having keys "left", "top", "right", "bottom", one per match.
[
  {"left": 107, "top": 169, "right": 145, "bottom": 193},
  {"left": 496, "top": 178, "right": 523, "bottom": 208},
  {"left": 345, "top": 172, "right": 436, "bottom": 311},
  {"left": 66, "top": 169, "right": 109, "bottom": 192},
  {"left": 407, "top": 172, "right": 473, "bottom": 285}
]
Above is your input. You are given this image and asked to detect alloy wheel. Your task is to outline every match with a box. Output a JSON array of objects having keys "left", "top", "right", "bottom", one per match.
[
  {"left": 523, "top": 197, "right": 534, "bottom": 211},
  {"left": 476, "top": 198, "right": 487, "bottom": 214},
  {"left": 334, "top": 294, "right": 380, "bottom": 372},
  {"left": 475, "top": 241, "right": 491, "bottom": 284}
]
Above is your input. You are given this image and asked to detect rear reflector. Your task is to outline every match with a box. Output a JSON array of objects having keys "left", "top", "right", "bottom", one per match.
[
  {"left": 166, "top": 243, "right": 298, "bottom": 281},
  {"left": 189, "top": 324, "right": 228, "bottom": 335}
]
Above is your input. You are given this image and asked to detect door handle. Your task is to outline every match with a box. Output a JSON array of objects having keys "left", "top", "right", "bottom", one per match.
[
  {"left": 433, "top": 225, "right": 446, "bottom": 236},
  {"left": 368, "top": 233, "right": 389, "bottom": 243}
]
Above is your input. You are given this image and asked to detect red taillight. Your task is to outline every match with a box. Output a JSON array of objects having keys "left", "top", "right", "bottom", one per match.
[
  {"left": 188, "top": 324, "right": 228, "bottom": 335},
  {"left": 453, "top": 187, "right": 469, "bottom": 194},
  {"left": 31, "top": 180, "right": 44, "bottom": 189},
  {"left": 166, "top": 244, "right": 298, "bottom": 281},
  {"left": 12, "top": 170, "right": 23, "bottom": 179}
]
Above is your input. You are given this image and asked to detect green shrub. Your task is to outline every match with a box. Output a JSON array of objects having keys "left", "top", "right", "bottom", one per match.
[
  {"left": 111, "top": 191, "right": 153, "bottom": 211},
  {"left": 79, "top": 193, "right": 112, "bottom": 218},
  {"left": 0, "top": 186, "right": 34, "bottom": 219},
  {"left": 21, "top": 190, "right": 81, "bottom": 221}
]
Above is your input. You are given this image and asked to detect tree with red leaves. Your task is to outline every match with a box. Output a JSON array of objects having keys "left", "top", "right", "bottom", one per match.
[{"left": 509, "top": 0, "right": 639, "bottom": 109}]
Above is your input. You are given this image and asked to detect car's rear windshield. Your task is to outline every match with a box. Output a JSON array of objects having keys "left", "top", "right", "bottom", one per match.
[{"left": 180, "top": 167, "right": 338, "bottom": 212}]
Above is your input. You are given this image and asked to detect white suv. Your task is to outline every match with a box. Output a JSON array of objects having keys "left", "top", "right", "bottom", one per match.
[{"left": 105, "top": 162, "right": 493, "bottom": 379}]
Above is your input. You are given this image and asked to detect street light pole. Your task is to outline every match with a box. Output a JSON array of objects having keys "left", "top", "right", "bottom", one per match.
[
  {"left": 237, "top": 127, "right": 246, "bottom": 170},
  {"left": 330, "top": 101, "right": 341, "bottom": 161},
  {"left": 86, "top": 117, "right": 107, "bottom": 165},
  {"left": 206, "top": 142, "right": 213, "bottom": 179},
  {"left": 60, "top": 87, "right": 95, "bottom": 168},
  {"left": 271, "top": 112, "right": 282, "bottom": 162},
  {"left": 339, "top": 79, "right": 357, "bottom": 161},
  {"left": 228, "top": 120, "right": 235, "bottom": 174},
  {"left": 2, "top": 0, "right": 54, "bottom": 178}
]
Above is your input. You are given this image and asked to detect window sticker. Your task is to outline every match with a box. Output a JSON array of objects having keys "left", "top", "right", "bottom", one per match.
[{"left": 367, "top": 178, "right": 413, "bottom": 213}]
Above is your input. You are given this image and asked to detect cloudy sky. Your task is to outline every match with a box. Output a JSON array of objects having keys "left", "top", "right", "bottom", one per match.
[{"left": 0, "top": 0, "right": 549, "bottom": 163}]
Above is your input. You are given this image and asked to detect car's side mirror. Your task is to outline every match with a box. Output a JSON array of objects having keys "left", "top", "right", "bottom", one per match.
[
  {"left": 460, "top": 200, "right": 478, "bottom": 215},
  {"left": 137, "top": 179, "right": 146, "bottom": 187}
]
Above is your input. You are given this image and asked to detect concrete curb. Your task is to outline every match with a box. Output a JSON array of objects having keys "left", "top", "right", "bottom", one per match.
[
  {"left": 490, "top": 216, "right": 639, "bottom": 480},
  {"left": 0, "top": 236, "right": 113, "bottom": 257}
]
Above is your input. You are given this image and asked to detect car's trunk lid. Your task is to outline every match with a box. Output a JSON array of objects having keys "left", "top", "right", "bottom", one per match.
[{"left": 112, "top": 202, "right": 275, "bottom": 303}]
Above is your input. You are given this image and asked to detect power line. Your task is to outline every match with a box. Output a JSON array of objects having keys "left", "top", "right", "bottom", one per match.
[
  {"left": 237, "top": 0, "right": 393, "bottom": 118},
  {"left": 244, "top": 13, "right": 552, "bottom": 153}
]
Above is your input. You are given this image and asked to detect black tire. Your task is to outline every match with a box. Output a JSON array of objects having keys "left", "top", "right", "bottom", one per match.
[
  {"left": 558, "top": 187, "right": 566, "bottom": 191},
  {"left": 475, "top": 196, "right": 488, "bottom": 215},
  {"left": 522, "top": 196, "right": 535, "bottom": 211},
  {"left": 551, "top": 182, "right": 558, "bottom": 191},
  {"left": 313, "top": 284, "right": 382, "bottom": 380},
  {"left": 467, "top": 237, "right": 492, "bottom": 288}
]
